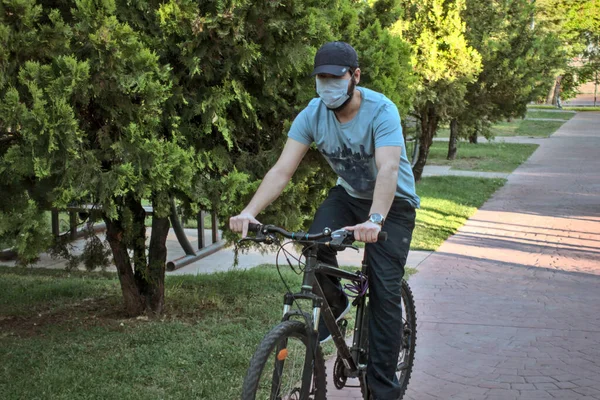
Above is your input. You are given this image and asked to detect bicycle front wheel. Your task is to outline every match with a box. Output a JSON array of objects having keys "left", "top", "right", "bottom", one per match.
[{"left": 241, "top": 320, "right": 326, "bottom": 400}]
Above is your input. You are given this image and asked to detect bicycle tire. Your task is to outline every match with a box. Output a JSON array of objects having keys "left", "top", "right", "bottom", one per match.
[
  {"left": 241, "top": 320, "right": 327, "bottom": 400},
  {"left": 360, "top": 279, "right": 417, "bottom": 400}
]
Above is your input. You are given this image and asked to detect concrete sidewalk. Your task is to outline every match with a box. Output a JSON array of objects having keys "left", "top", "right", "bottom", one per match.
[
  {"left": 422, "top": 166, "right": 509, "bottom": 179},
  {"left": 432, "top": 136, "right": 546, "bottom": 144},
  {"left": 524, "top": 117, "right": 571, "bottom": 122},
  {"left": 331, "top": 112, "right": 600, "bottom": 400},
  {"left": 526, "top": 109, "right": 576, "bottom": 114},
  {"left": 2, "top": 228, "right": 433, "bottom": 272}
]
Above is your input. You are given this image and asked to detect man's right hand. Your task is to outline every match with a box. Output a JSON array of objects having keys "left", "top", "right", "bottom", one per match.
[{"left": 229, "top": 212, "right": 261, "bottom": 238}]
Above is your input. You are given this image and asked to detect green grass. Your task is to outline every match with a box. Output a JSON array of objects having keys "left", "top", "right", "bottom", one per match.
[
  {"left": 426, "top": 141, "right": 538, "bottom": 172},
  {"left": 412, "top": 176, "right": 505, "bottom": 251},
  {"left": 433, "top": 116, "right": 566, "bottom": 139},
  {"left": 489, "top": 119, "right": 565, "bottom": 137},
  {"left": 526, "top": 104, "right": 564, "bottom": 110},
  {"left": 0, "top": 266, "right": 289, "bottom": 399},
  {"left": 434, "top": 127, "right": 450, "bottom": 138},
  {"left": 525, "top": 111, "right": 574, "bottom": 120},
  {"left": 562, "top": 106, "right": 600, "bottom": 111},
  {"left": 0, "top": 268, "right": 119, "bottom": 315},
  {"left": 0, "top": 265, "right": 415, "bottom": 399}
]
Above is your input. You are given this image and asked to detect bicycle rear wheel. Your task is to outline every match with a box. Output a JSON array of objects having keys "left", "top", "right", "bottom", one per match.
[
  {"left": 360, "top": 279, "right": 417, "bottom": 400},
  {"left": 241, "top": 320, "right": 327, "bottom": 400}
]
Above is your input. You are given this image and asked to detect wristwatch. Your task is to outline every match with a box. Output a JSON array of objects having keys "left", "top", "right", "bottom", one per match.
[{"left": 368, "top": 213, "right": 385, "bottom": 226}]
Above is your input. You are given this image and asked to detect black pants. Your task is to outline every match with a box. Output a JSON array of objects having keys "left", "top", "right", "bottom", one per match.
[{"left": 308, "top": 185, "right": 416, "bottom": 400}]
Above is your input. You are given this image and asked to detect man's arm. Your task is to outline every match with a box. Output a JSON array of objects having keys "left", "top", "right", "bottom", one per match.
[
  {"left": 346, "top": 146, "right": 401, "bottom": 243},
  {"left": 370, "top": 146, "right": 401, "bottom": 219},
  {"left": 229, "top": 138, "right": 309, "bottom": 237}
]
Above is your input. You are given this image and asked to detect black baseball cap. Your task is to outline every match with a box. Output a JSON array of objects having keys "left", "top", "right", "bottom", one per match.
[{"left": 311, "top": 41, "right": 359, "bottom": 77}]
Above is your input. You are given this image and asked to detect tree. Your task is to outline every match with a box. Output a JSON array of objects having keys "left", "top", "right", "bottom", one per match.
[
  {"left": 1, "top": 0, "right": 187, "bottom": 315},
  {"left": 536, "top": 0, "right": 600, "bottom": 104},
  {"left": 447, "top": 0, "right": 566, "bottom": 155},
  {"left": 1, "top": 0, "right": 415, "bottom": 316},
  {"left": 395, "top": 0, "right": 481, "bottom": 181},
  {"left": 1, "top": 0, "right": 346, "bottom": 316},
  {"left": 566, "top": 0, "right": 600, "bottom": 105},
  {"left": 352, "top": 1, "right": 416, "bottom": 118}
]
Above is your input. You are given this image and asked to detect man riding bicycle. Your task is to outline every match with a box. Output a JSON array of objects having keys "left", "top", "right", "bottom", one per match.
[{"left": 230, "top": 41, "right": 419, "bottom": 400}]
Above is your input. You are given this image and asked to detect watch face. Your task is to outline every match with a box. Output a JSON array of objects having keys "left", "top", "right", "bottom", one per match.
[{"left": 370, "top": 213, "right": 384, "bottom": 225}]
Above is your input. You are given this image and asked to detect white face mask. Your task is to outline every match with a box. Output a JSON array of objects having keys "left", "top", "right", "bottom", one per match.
[{"left": 316, "top": 76, "right": 351, "bottom": 109}]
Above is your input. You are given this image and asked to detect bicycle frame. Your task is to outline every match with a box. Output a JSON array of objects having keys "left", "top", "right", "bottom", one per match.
[{"left": 279, "top": 243, "right": 370, "bottom": 394}]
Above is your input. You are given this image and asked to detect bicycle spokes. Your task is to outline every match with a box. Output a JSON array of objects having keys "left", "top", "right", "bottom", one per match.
[{"left": 260, "top": 336, "right": 309, "bottom": 400}]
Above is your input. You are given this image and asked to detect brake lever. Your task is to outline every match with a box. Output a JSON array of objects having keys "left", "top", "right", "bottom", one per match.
[{"left": 328, "top": 229, "right": 359, "bottom": 252}]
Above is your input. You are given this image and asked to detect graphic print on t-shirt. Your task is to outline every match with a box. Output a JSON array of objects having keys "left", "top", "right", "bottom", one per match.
[{"left": 321, "top": 143, "right": 375, "bottom": 193}]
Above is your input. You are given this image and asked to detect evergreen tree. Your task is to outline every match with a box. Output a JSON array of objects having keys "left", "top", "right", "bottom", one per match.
[{"left": 0, "top": 0, "right": 415, "bottom": 315}]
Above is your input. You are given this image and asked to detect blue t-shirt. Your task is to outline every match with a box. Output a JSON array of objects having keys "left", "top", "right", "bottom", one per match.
[{"left": 288, "top": 86, "right": 420, "bottom": 208}]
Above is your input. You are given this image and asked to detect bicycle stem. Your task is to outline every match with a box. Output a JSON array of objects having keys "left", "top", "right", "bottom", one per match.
[{"left": 300, "top": 248, "right": 318, "bottom": 293}]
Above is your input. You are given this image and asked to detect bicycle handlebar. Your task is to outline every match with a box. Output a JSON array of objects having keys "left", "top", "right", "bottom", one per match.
[{"left": 248, "top": 223, "right": 388, "bottom": 242}]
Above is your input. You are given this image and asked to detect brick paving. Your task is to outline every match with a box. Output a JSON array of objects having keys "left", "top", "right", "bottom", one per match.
[{"left": 328, "top": 113, "right": 600, "bottom": 399}]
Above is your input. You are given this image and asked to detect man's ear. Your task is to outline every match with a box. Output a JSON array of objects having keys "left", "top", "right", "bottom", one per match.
[{"left": 354, "top": 68, "right": 361, "bottom": 85}]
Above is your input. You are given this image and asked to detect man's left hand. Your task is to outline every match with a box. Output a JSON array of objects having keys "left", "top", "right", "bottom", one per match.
[{"left": 344, "top": 221, "right": 381, "bottom": 243}]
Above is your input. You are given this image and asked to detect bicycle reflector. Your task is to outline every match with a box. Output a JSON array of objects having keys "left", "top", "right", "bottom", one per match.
[{"left": 277, "top": 349, "right": 288, "bottom": 361}]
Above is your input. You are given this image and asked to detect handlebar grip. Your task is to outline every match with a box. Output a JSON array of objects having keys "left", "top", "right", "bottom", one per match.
[
  {"left": 248, "top": 223, "right": 262, "bottom": 233},
  {"left": 378, "top": 231, "right": 388, "bottom": 242}
]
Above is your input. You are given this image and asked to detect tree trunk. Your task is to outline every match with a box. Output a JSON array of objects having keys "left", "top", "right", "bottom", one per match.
[
  {"left": 469, "top": 130, "right": 478, "bottom": 144},
  {"left": 546, "top": 76, "right": 559, "bottom": 104},
  {"left": 146, "top": 215, "right": 170, "bottom": 314},
  {"left": 104, "top": 216, "right": 145, "bottom": 316},
  {"left": 104, "top": 196, "right": 170, "bottom": 316},
  {"left": 401, "top": 119, "right": 408, "bottom": 151},
  {"left": 412, "top": 104, "right": 438, "bottom": 182},
  {"left": 128, "top": 195, "right": 170, "bottom": 315},
  {"left": 447, "top": 119, "right": 459, "bottom": 160},
  {"left": 128, "top": 195, "right": 147, "bottom": 278}
]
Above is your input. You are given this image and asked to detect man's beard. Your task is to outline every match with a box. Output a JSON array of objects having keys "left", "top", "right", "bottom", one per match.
[{"left": 331, "top": 78, "right": 357, "bottom": 113}]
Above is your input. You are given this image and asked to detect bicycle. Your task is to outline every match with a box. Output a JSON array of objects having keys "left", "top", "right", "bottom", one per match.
[{"left": 239, "top": 223, "right": 417, "bottom": 400}]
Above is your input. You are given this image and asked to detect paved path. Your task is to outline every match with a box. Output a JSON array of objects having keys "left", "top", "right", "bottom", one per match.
[
  {"left": 563, "top": 95, "right": 598, "bottom": 107},
  {"left": 329, "top": 113, "right": 600, "bottom": 400},
  {"left": 422, "top": 166, "right": 509, "bottom": 179},
  {"left": 525, "top": 118, "right": 571, "bottom": 122},
  {"left": 432, "top": 137, "right": 545, "bottom": 144},
  {"left": 527, "top": 109, "right": 576, "bottom": 114}
]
